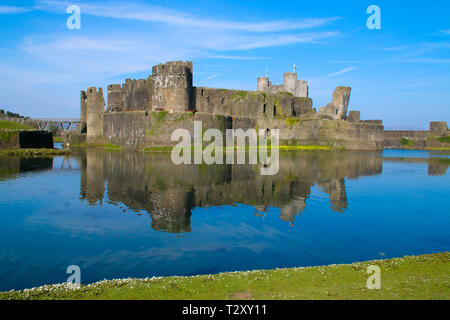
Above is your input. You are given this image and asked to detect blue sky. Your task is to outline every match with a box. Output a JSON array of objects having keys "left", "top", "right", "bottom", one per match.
[{"left": 0, "top": 0, "right": 449, "bottom": 129}]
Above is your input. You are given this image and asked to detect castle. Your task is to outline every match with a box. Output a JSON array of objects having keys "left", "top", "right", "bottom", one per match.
[{"left": 79, "top": 60, "right": 386, "bottom": 150}]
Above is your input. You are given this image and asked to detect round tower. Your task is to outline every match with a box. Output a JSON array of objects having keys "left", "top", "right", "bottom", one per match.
[
  {"left": 151, "top": 61, "right": 193, "bottom": 112},
  {"left": 86, "top": 87, "right": 105, "bottom": 142}
]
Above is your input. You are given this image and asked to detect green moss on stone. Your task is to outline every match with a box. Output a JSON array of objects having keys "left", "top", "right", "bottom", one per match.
[
  {"left": 151, "top": 111, "right": 169, "bottom": 123},
  {"left": 231, "top": 91, "right": 248, "bottom": 100},
  {"left": 285, "top": 118, "right": 300, "bottom": 126},
  {"left": 400, "top": 138, "right": 413, "bottom": 146}
]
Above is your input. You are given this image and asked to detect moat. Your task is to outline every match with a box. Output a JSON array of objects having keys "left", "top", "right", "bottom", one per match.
[{"left": 0, "top": 149, "right": 449, "bottom": 291}]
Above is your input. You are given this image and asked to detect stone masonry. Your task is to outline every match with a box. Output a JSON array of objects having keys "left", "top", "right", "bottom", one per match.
[
  {"left": 257, "top": 72, "right": 308, "bottom": 97},
  {"left": 318, "top": 86, "right": 352, "bottom": 120},
  {"left": 82, "top": 61, "right": 387, "bottom": 150}
]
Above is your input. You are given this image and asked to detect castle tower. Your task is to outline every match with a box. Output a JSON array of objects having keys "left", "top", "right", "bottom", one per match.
[
  {"left": 80, "top": 90, "right": 87, "bottom": 133},
  {"left": 283, "top": 72, "right": 308, "bottom": 97},
  {"left": 151, "top": 61, "right": 193, "bottom": 112},
  {"left": 283, "top": 72, "right": 298, "bottom": 93},
  {"left": 85, "top": 87, "right": 105, "bottom": 142},
  {"left": 107, "top": 84, "right": 123, "bottom": 112},
  {"left": 257, "top": 76, "right": 269, "bottom": 92}
]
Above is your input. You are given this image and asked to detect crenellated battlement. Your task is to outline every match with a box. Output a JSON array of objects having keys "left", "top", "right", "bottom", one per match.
[
  {"left": 257, "top": 71, "right": 308, "bottom": 98},
  {"left": 151, "top": 61, "right": 193, "bottom": 111},
  {"left": 80, "top": 61, "right": 388, "bottom": 150}
]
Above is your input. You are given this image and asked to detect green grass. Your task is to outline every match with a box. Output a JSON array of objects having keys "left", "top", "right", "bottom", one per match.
[
  {"left": 437, "top": 136, "right": 450, "bottom": 144},
  {"left": 53, "top": 136, "right": 63, "bottom": 143},
  {"left": 141, "top": 145, "right": 333, "bottom": 153},
  {"left": 278, "top": 145, "right": 333, "bottom": 151},
  {"left": 0, "top": 131, "right": 18, "bottom": 144},
  {"left": 1, "top": 252, "right": 448, "bottom": 300},
  {"left": 425, "top": 146, "right": 450, "bottom": 151},
  {"left": 231, "top": 91, "right": 248, "bottom": 100},
  {"left": 142, "top": 146, "right": 172, "bottom": 152},
  {"left": 0, "top": 149, "right": 69, "bottom": 157},
  {"left": 0, "top": 120, "right": 34, "bottom": 130},
  {"left": 70, "top": 143, "right": 121, "bottom": 150}
]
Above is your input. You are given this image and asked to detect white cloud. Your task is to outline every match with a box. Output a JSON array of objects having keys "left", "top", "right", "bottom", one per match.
[
  {"left": 319, "top": 67, "right": 357, "bottom": 78},
  {"left": 0, "top": 6, "right": 30, "bottom": 14},
  {"left": 401, "top": 58, "right": 450, "bottom": 64},
  {"left": 36, "top": 0, "right": 338, "bottom": 32}
]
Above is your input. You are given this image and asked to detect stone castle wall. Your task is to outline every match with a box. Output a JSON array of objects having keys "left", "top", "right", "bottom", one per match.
[
  {"left": 384, "top": 122, "right": 449, "bottom": 149},
  {"left": 82, "top": 60, "right": 387, "bottom": 150},
  {"left": 194, "top": 88, "right": 313, "bottom": 118},
  {"left": 107, "top": 78, "right": 152, "bottom": 112},
  {"left": 99, "top": 110, "right": 384, "bottom": 150}
]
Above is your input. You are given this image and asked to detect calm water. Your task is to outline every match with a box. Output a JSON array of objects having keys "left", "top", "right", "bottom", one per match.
[{"left": 0, "top": 149, "right": 449, "bottom": 291}]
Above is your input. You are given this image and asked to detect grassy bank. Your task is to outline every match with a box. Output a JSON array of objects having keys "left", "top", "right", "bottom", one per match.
[
  {"left": 142, "top": 145, "right": 334, "bottom": 153},
  {"left": 70, "top": 143, "right": 122, "bottom": 150},
  {"left": 1, "top": 252, "right": 448, "bottom": 300},
  {"left": 425, "top": 146, "right": 450, "bottom": 151},
  {"left": 0, "top": 120, "right": 34, "bottom": 130},
  {"left": 0, "top": 148, "right": 69, "bottom": 156},
  {"left": 74, "top": 144, "right": 335, "bottom": 152}
]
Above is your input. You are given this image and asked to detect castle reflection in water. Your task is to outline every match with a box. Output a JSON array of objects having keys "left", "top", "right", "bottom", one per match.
[
  {"left": 1, "top": 150, "right": 447, "bottom": 234},
  {"left": 78, "top": 150, "right": 387, "bottom": 233}
]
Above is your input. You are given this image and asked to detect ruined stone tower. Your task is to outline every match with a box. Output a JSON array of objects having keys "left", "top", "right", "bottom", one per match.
[
  {"left": 257, "top": 76, "right": 270, "bottom": 92},
  {"left": 257, "top": 71, "right": 308, "bottom": 98},
  {"left": 151, "top": 61, "right": 193, "bottom": 112},
  {"left": 85, "top": 87, "right": 105, "bottom": 142},
  {"left": 319, "top": 86, "right": 352, "bottom": 120}
]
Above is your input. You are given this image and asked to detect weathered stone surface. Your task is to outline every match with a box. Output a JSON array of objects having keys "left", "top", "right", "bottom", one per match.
[
  {"left": 430, "top": 121, "right": 449, "bottom": 136},
  {"left": 383, "top": 121, "right": 449, "bottom": 149},
  {"left": 107, "top": 78, "right": 152, "bottom": 112},
  {"left": 194, "top": 88, "right": 313, "bottom": 119},
  {"left": 347, "top": 111, "right": 360, "bottom": 122},
  {"left": 63, "top": 133, "right": 86, "bottom": 147},
  {"left": 103, "top": 111, "right": 230, "bottom": 148},
  {"left": 257, "top": 72, "right": 308, "bottom": 97},
  {"left": 152, "top": 61, "right": 193, "bottom": 112},
  {"left": 85, "top": 87, "right": 105, "bottom": 142},
  {"left": 319, "top": 86, "right": 351, "bottom": 120},
  {"left": 80, "top": 61, "right": 394, "bottom": 151}
]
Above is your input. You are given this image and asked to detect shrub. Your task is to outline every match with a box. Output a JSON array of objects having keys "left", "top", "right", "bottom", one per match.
[{"left": 400, "top": 138, "right": 413, "bottom": 146}]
